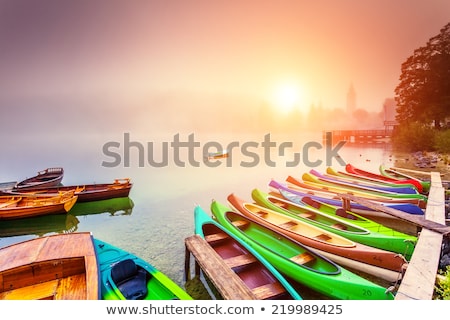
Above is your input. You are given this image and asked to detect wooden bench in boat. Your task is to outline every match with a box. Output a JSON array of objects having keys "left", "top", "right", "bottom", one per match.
[
  {"left": 224, "top": 254, "right": 257, "bottom": 269},
  {"left": 232, "top": 220, "right": 249, "bottom": 228},
  {"left": 255, "top": 210, "right": 268, "bottom": 217},
  {"left": 290, "top": 252, "right": 316, "bottom": 265},
  {"left": 278, "top": 220, "right": 298, "bottom": 229},
  {"left": 331, "top": 223, "right": 348, "bottom": 230},
  {"left": 252, "top": 282, "right": 286, "bottom": 300},
  {"left": 204, "top": 221, "right": 250, "bottom": 244},
  {"left": 205, "top": 232, "right": 229, "bottom": 243},
  {"left": 298, "top": 212, "right": 316, "bottom": 219},
  {"left": 314, "top": 233, "right": 332, "bottom": 241}
]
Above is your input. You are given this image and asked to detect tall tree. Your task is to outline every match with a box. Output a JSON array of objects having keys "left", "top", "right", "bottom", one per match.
[{"left": 395, "top": 23, "right": 450, "bottom": 129}]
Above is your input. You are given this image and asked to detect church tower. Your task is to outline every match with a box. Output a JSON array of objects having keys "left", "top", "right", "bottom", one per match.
[{"left": 347, "top": 83, "right": 356, "bottom": 113}]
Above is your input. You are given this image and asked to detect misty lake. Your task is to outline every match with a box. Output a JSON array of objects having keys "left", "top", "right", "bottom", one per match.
[{"left": 0, "top": 130, "right": 397, "bottom": 299}]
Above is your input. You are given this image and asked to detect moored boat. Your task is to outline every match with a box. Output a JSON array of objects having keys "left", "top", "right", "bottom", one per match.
[
  {"left": 1, "top": 178, "right": 133, "bottom": 202},
  {"left": 14, "top": 167, "right": 64, "bottom": 191},
  {"left": 326, "top": 166, "right": 420, "bottom": 192},
  {"left": 211, "top": 200, "right": 395, "bottom": 300},
  {"left": 288, "top": 174, "right": 427, "bottom": 208},
  {"left": 0, "top": 232, "right": 100, "bottom": 300},
  {"left": 94, "top": 238, "right": 192, "bottom": 300},
  {"left": 0, "top": 191, "right": 78, "bottom": 220},
  {"left": 379, "top": 165, "right": 431, "bottom": 193},
  {"left": 194, "top": 205, "right": 302, "bottom": 300},
  {"left": 252, "top": 188, "right": 417, "bottom": 260},
  {"left": 227, "top": 193, "right": 408, "bottom": 273},
  {"left": 302, "top": 172, "right": 427, "bottom": 201},
  {"left": 310, "top": 169, "right": 419, "bottom": 194},
  {"left": 345, "top": 164, "right": 424, "bottom": 193},
  {"left": 269, "top": 179, "right": 425, "bottom": 215}
]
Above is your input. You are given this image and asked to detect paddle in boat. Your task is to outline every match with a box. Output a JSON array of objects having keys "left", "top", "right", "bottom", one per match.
[
  {"left": 227, "top": 193, "right": 408, "bottom": 274},
  {"left": 194, "top": 205, "right": 302, "bottom": 300},
  {"left": 211, "top": 200, "right": 395, "bottom": 300},
  {"left": 0, "top": 190, "right": 78, "bottom": 220},
  {"left": 0, "top": 232, "right": 100, "bottom": 300},
  {"left": 13, "top": 167, "right": 64, "bottom": 191},
  {"left": 251, "top": 188, "right": 417, "bottom": 260},
  {"left": 94, "top": 238, "right": 192, "bottom": 300},
  {"left": 378, "top": 165, "right": 431, "bottom": 194}
]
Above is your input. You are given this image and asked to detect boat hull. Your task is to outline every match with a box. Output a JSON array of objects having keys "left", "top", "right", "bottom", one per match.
[
  {"left": 14, "top": 167, "right": 64, "bottom": 190},
  {"left": 0, "top": 192, "right": 78, "bottom": 220}
]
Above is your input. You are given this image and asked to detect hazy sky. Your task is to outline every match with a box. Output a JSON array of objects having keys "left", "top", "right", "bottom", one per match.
[{"left": 1, "top": 0, "right": 449, "bottom": 114}]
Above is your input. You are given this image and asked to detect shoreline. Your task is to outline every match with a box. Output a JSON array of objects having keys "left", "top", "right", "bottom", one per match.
[{"left": 390, "top": 151, "right": 450, "bottom": 182}]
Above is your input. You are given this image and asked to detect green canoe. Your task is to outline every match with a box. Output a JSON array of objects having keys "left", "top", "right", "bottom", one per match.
[
  {"left": 194, "top": 205, "right": 302, "bottom": 300},
  {"left": 94, "top": 238, "right": 192, "bottom": 300},
  {"left": 252, "top": 188, "right": 417, "bottom": 260},
  {"left": 211, "top": 200, "right": 395, "bottom": 300}
]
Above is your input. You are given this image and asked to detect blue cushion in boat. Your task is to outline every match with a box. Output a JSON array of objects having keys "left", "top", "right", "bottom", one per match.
[{"left": 111, "top": 259, "right": 149, "bottom": 300}]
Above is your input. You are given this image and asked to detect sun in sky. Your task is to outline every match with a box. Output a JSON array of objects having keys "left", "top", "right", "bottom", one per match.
[{"left": 272, "top": 81, "right": 304, "bottom": 113}]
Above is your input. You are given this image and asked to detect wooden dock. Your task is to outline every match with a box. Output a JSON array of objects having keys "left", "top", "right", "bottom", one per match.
[
  {"left": 184, "top": 235, "right": 258, "bottom": 300},
  {"left": 324, "top": 129, "right": 393, "bottom": 144},
  {"left": 395, "top": 172, "right": 446, "bottom": 300},
  {"left": 339, "top": 172, "right": 446, "bottom": 299}
]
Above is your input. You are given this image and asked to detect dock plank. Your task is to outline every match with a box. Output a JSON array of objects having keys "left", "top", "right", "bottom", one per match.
[
  {"left": 395, "top": 172, "right": 445, "bottom": 300},
  {"left": 184, "top": 235, "right": 257, "bottom": 300}
]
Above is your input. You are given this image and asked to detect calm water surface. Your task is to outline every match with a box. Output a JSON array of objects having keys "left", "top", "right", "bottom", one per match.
[{"left": 0, "top": 131, "right": 396, "bottom": 298}]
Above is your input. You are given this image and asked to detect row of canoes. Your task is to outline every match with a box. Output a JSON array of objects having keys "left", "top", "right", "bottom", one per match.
[
  {"left": 192, "top": 163, "right": 434, "bottom": 300},
  {"left": 0, "top": 168, "right": 133, "bottom": 220}
]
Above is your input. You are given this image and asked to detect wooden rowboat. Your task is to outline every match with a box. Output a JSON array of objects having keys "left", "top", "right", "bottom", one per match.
[
  {"left": 95, "top": 238, "right": 192, "bottom": 300},
  {"left": 14, "top": 167, "right": 64, "bottom": 191},
  {"left": 194, "top": 205, "right": 302, "bottom": 300},
  {"left": 0, "top": 232, "right": 100, "bottom": 300},
  {"left": 0, "top": 191, "right": 78, "bottom": 220},
  {"left": 211, "top": 200, "right": 395, "bottom": 300},
  {"left": 227, "top": 193, "right": 408, "bottom": 273},
  {"left": 1, "top": 178, "right": 133, "bottom": 202}
]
